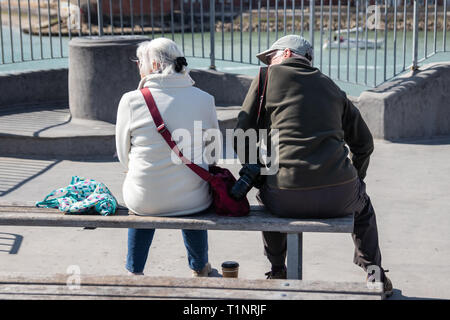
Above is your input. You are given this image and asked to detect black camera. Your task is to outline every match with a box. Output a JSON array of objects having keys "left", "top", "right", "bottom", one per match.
[{"left": 230, "top": 164, "right": 265, "bottom": 201}]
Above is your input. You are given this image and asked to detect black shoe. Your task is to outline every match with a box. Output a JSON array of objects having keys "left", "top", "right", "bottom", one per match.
[{"left": 265, "top": 266, "right": 287, "bottom": 279}]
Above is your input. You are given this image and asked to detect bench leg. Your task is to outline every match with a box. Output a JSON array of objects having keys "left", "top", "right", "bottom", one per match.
[{"left": 287, "top": 233, "right": 303, "bottom": 280}]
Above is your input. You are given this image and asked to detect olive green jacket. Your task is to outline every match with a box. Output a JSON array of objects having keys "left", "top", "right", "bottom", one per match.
[{"left": 234, "top": 57, "right": 374, "bottom": 189}]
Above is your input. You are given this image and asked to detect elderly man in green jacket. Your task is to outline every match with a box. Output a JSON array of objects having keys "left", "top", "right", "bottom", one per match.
[{"left": 233, "top": 35, "right": 392, "bottom": 296}]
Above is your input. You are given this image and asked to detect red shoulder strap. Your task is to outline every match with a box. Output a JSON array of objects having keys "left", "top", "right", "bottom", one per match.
[
  {"left": 140, "top": 88, "right": 212, "bottom": 182},
  {"left": 256, "top": 66, "right": 269, "bottom": 125}
]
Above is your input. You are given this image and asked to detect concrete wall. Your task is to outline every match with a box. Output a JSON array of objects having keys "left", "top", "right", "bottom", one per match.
[
  {"left": 0, "top": 69, "right": 68, "bottom": 108},
  {"left": 189, "top": 69, "right": 253, "bottom": 106},
  {"left": 1, "top": 62, "right": 449, "bottom": 141},
  {"left": 354, "top": 62, "right": 450, "bottom": 140}
]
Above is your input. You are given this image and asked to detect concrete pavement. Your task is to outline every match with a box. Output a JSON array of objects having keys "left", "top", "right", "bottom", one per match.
[{"left": 1, "top": 137, "right": 450, "bottom": 299}]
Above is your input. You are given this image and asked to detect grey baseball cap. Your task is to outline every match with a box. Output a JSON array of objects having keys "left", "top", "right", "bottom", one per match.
[{"left": 256, "top": 35, "right": 313, "bottom": 65}]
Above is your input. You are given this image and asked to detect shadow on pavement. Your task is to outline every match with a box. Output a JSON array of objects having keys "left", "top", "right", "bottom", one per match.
[
  {"left": 0, "top": 232, "right": 23, "bottom": 254},
  {"left": 389, "top": 289, "right": 444, "bottom": 300},
  {"left": 389, "top": 136, "right": 450, "bottom": 146},
  {"left": 0, "top": 157, "right": 62, "bottom": 197}
]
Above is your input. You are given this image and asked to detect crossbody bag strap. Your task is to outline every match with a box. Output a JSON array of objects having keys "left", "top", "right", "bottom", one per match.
[
  {"left": 140, "top": 88, "right": 212, "bottom": 182},
  {"left": 256, "top": 66, "right": 269, "bottom": 125}
]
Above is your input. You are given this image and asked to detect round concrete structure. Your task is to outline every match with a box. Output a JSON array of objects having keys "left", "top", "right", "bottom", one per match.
[{"left": 69, "top": 36, "right": 148, "bottom": 124}]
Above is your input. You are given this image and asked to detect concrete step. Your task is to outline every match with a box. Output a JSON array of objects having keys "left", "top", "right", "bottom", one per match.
[
  {"left": 0, "top": 104, "right": 116, "bottom": 157},
  {"left": 0, "top": 104, "right": 241, "bottom": 157}
]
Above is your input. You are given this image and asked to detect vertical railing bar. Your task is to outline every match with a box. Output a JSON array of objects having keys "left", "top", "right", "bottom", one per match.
[
  {"left": 130, "top": 0, "right": 134, "bottom": 35},
  {"left": 230, "top": 0, "right": 234, "bottom": 61},
  {"left": 240, "top": 0, "right": 243, "bottom": 62},
  {"left": 27, "top": 0, "right": 33, "bottom": 60},
  {"left": 181, "top": 0, "right": 185, "bottom": 52},
  {"left": 292, "top": 0, "right": 295, "bottom": 34},
  {"left": 393, "top": 0, "right": 397, "bottom": 76},
  {"left": 171, "top": 0, "right": 174, "bottom": 41},
  {"left": 210, "top": 0, "right": 216, "bottom": 69},
  {"left": 87, "top": 0, "right": 92, "bottom": 35},
  {"left": 160, "top": 0, "right": 164, "bottom": 37},
  {"left": 249, "top": 0, "right": 253, "bottom": 64},
  {"left": 383, "top": 0, "right": 387, "bottom": 81},
  {"left": 67, "top": 0, "right": 72, "bottom": 39},
  {"left": 283, "top": 0, "right": 287, "bottom": 36},
  {"left": 119, "top": 0, "right": 124, "bottom": 35},
  {"left": 150, "top": 0, "right": 154, "bottom": 39},
  {"left": 97, "top": 0, "right": 104, "bottom": 36},
  {"left": 17, "top": 0, "right": 24, "bottom": 61},
  {"left": 267, "top": 0, "right": 270, "bottom": 49},
  {"left": 356, "top": 0, "right": 360, "bottom": 83},
  {"left": 337, "top": 0, "right": 341, "bottom": 80},
  {"left": 402, "top": 0, "right": 407, "bottom": 71},
  {"left": 221, "top": 0, "right": 225, "bottom": 60},
  {"left": 364, "top": 0, "right": 368, "bottom": 85},
  {"left": 301, "top": 0, "right": 304, "bottom": 37},
  {"left": 433, "top": 0, "right": 437, "bottom": 53},
  {"left": 140, "top": 0, "right": 144, "bottom": 34},
  {"left": 191, "top": 0, "right": 195, "bottom": 57},
  {"left": 443, "top": 0, "right": 447, "bottom": 51},
  {"left": 347, "top": 0, "right": 351, "bottom": 81},
  {"left": 275, "top": 0, "right": 278, "bottom": 40},
  {"left": 424, "top": 0, "right": 428, "bottom": 58},
  {"left": 374, "top": 0, "right": 378, "bottom": 86},
  {"left": 46, "top": 0, "right": 53, "bottom": 59},
  {"left": 57, "top": 0, "right": 63, "bottom": 57},
  {"left": 199, "top": 0, "right": 204, "bottom": 58},
  {"left": 8, "top": 0, "right": 15, "bottom": 62},
  {"left": 412, "top": 0, "right": 419, "bottom": 70},
  {"left": 0, "top": 3, "right": 4, "bottom": 64},
  {"left": 328, "top": 0, "right": 332, "bottom": 76},
  {"left": 320, "top": 0, "right": 323, "bottom": 70},
  {"left": 258, "top": 0, "right": 261, "bottom": 65},
  {"left": 77, "top": 0, "right": 81, "bottom": 36},
  {"left": 309, "top": 0, "right": 315, "bottom": 65},
  {"left": 109, "top": 0, "right": 114, "bottom": 35}
]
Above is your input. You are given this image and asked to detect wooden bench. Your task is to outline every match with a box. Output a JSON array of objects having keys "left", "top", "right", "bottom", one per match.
[
  {"left": 0, "top": 274, "right": 383, "bottom": 300},
  {"left": 0, "top": 201, "right": 383, "bottom": 299}
]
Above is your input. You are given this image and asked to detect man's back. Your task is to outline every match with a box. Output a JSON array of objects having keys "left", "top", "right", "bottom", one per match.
[{"left": 237, "top": 57, "right": 374, "bottom": 190}]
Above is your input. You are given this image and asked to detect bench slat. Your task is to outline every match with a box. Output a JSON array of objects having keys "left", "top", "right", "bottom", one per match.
[
  {"left": 0, "top": 275, "right": 383, "bottom": 300},
  {"left": 0, "top": 203, "right": 354, "bottom": 233}
]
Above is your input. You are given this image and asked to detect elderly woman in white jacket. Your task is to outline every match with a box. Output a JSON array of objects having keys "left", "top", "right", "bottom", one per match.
[{"left": 116, "top": 38, "right": 219, "bottom": 277}]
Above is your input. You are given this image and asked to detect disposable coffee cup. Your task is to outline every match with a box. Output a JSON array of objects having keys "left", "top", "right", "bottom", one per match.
[{"left": 221, "top": 261, "right": 239, "bottom": 278}]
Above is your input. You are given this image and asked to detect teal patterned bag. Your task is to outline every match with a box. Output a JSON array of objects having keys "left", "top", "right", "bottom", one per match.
[{"left": 36, "top": 176, "right": 118, "bottom": 216}]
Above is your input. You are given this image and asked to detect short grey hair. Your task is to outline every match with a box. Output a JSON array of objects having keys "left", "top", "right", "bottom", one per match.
[{"left": 136, "top": 38, "right": 187, "bottom": 76}]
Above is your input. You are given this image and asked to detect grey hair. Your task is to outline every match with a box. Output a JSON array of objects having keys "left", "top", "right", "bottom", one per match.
[{"left": 136, "top": 38, "right": 187, "bottom": 77}]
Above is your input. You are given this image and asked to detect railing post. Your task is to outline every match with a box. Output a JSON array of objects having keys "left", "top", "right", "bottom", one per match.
[
  {"left": 209, "top": 0, "right": 216, "bottom": 70},
  {"left": 309, "top": 0, "right": 315, "bottom": 65},
  {"left": 411, "top": 0, "right": 419, "bottom": 70},
  {"left": 97, "top": 0, "right": 104, "bottom": 36}
]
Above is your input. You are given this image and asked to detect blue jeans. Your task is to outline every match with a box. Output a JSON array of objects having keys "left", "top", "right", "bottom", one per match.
[{"left": 126, "top": 228, "right": 208, "bottom": 273}]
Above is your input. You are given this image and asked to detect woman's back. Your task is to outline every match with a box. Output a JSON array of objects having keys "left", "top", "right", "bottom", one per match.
[{"left": 116, "top": 72, "right": 219, "bottom": 216}]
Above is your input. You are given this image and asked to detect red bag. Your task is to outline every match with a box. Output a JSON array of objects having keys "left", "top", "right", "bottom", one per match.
[{"left": 141, "top": 88, "right": 250, "bottom": 217}]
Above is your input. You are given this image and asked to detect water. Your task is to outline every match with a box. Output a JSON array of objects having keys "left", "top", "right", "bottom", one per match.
[{"left": 1, "top": 26, "right": 449, "bottom": 96}]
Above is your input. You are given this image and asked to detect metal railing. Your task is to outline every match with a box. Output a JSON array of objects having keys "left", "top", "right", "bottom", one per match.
[{"left": 0, "top": 0, "right": 449, "bottom": 87}]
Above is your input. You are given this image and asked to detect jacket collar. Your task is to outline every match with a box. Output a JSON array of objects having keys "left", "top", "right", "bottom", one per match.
[
  {"left": 137, "top": 71, "right": 195, "bottom": 89},
  {"left": 280, "top": 57, "right": 316, "bottom": 70}
]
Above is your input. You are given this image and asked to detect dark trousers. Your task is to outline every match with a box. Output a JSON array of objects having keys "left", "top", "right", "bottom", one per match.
[{"left": 257, "top": 178, "right": 382, "bottom": 272}]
